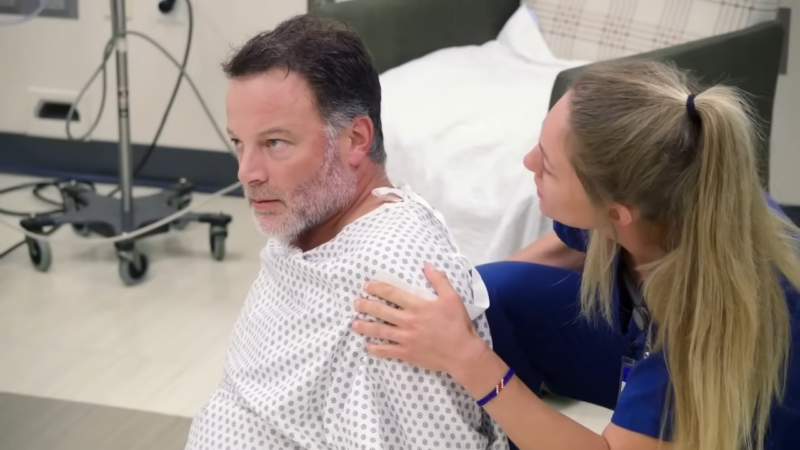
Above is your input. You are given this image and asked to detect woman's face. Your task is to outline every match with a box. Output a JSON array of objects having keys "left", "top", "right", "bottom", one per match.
[{"left": 524, "top": 92, "right": 597, "bottom": 230}]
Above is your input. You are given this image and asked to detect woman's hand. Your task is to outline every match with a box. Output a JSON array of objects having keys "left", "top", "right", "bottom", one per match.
[{"left": 352, "top": 263, "right": 488, "bottom": 374}]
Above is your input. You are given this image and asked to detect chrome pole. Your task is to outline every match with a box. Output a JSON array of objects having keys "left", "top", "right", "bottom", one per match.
[{"left": 110, "top": 0, "right": 134, "bottom": 232}]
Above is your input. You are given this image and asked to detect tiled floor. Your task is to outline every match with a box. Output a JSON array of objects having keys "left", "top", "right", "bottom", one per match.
[{"left": 0, "top": 173, "right": 613, "bottom": 442}]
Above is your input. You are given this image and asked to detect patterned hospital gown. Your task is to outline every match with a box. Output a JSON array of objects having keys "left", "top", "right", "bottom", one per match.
[{"left": 185, "top": 187, "right": 508, "bottom": 450}]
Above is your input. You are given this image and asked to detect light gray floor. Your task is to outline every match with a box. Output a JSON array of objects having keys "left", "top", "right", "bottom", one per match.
[
  {"left": 0, "top": 392, "right": 192, "bottom": 450},
  {"left": 0, "top": 174, "right": 258, "bottom": 418},
  {"left": 0, "top": 173, "right": 613, "bottom": 447}
]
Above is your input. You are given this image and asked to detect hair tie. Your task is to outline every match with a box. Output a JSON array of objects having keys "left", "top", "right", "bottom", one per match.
[{"left": 686, "top": 94, "right": 701, "bottom": 124}]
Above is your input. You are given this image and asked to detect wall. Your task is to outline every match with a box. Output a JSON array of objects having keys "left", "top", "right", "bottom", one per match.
[
  {"left": 0, "top": 0, "right": 306, "bottom": 154},
  {"left": 0, "top": 0, "right": 798, "bottom": 204},
  {"left": 771, "top": 0, "right": 800, "bottom": 205}
]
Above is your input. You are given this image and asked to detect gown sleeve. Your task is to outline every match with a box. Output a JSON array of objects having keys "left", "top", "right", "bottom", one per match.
[{"left": 329, "top": 226, "right": 507, "bottom": 449}]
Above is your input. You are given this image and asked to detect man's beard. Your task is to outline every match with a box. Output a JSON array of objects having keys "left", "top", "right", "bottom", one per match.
[{"left": 244, "top": 140, "right": 358, "bottom": 242}]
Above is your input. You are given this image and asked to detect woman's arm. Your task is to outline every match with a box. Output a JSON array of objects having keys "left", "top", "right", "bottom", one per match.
[
  {"left": 353, "top": 265, "right": 670, "bottom": 450},
  {"left": 451, "top": 337, "right": 670, "bottom": 450},
  {"left": 508, "top": 230, "right": 585, "bottom": 269},
  {"left": 451, "top": 338, "right": 610, "bottom": 450}
]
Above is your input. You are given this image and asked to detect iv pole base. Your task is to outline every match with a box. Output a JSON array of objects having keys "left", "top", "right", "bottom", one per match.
[{"left": 19, "top": 179, "right": 233, "bottom": 286}]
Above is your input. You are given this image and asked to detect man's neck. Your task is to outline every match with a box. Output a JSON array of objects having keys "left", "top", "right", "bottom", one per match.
[{"left": 293, "top": 167, "right": 393, "bottom": 252}]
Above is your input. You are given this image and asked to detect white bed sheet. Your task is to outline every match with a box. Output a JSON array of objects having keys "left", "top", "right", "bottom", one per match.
[{"left": 379, "top": 5, "right": 587, "bottom": 264}]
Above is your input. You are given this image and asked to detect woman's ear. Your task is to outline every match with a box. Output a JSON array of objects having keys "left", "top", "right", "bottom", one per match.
[
  {"left": 608, "top": 203, "right": 634, "bottom": 227},
  {"left": 344, "top": 116, "right": 375, "bottom": 165}
]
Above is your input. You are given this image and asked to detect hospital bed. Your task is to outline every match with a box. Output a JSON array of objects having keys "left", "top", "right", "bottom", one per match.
[
  {"left": 309, "top": 0, "right": 786, "bottom": 432},
  {"left": 313, "top": 0, "right": 785, "bottom": 265}
]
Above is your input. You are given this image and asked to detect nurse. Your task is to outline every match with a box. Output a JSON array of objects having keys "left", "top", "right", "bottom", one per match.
[{"left": 351, "top": 60, "right": 800, "bottom": 450}]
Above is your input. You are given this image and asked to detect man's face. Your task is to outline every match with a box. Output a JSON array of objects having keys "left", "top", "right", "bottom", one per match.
[{"left": 226, "top": 69, "right": 357, "bottom": 241}]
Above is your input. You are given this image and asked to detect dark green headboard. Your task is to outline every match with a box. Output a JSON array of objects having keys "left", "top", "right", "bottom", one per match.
[
  {"left": 548, "top": 21, "right": 785, "bottom": 188},
  {"left": 313, "top": 0, "right": 519, "bottom": 73}
]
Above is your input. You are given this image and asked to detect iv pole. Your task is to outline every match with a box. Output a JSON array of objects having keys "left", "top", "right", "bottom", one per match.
[
  {"left": 18, "top": 0, "right": 233, "bottom": 286},
  {"left": 110, "top": 0, "right": 135, "bottom": 233}
]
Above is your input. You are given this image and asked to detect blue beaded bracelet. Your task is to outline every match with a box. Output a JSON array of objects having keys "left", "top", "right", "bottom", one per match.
[{"left": 476, "top": 368, "right": 515, "bottom": 407}]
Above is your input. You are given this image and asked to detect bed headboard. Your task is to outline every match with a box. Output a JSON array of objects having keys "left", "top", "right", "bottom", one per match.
[{"left": 312, "top": 0, "right": 520, "bottom": 73}]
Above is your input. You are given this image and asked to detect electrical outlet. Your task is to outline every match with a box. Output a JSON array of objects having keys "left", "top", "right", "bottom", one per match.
[
  {"left": 99, "top": 0, "right": 133, "bottom": 21},
  {"left": 25, "top": 87, "right": 94, "bottom": 140}
]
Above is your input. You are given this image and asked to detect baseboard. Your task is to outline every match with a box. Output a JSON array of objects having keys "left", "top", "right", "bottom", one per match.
[
  {"left": 0, "top": 132, "right": 240, "bottom": 195},
  {"left": 2, "top": 131, "right": 798, "bottom": 226}
]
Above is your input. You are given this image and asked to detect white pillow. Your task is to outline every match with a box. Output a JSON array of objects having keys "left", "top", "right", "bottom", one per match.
[
  {"left": 496, "top": 3, "right": 554, "bottom": 63},
  {"left": 378, "top": 19, "right": 584, "bottom": 263}
]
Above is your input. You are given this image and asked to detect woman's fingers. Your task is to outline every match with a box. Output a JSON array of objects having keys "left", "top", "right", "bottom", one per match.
[
  {"left": 352, "top": 319, "right": 403, "bottom": 343},
  {"left": 423, "top": 264, "right": 462, "bottom": 305},
  {"left": 365, "top": 342, "right": 406, "bottom": 360},
  {"left": 363, "top": 281, "right": 420, "bottom": 310},
  {"left": 354, "top": 298, "right": 408, "bottom": 326}
]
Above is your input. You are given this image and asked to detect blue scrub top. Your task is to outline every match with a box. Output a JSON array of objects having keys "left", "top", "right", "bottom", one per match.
[{"left": 552, "top": 198, "right": 800, "bottom": 448}]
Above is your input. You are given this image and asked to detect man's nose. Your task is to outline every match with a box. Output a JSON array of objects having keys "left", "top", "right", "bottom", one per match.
[{"left": 237, "top": 149, "right": 268, "bottom": 185}]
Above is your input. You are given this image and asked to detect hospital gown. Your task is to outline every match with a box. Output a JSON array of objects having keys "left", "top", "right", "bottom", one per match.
[{"left": 185, "top": 187, "right": 508, "bottom": 450}]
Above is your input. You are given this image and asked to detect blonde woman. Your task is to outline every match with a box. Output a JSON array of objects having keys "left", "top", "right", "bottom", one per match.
[{"left": 351, "top": 60, "right": 800, "bottom": 450}]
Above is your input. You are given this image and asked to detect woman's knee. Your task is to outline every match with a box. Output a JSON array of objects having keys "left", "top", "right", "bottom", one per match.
[{"left": 477, "top": 261, "right": 583, "bottom": 319}]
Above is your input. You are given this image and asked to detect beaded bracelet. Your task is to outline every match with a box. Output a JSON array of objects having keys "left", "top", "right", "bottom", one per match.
[{"left": 476, "top": 368, "right": 515, "bottom": 407}]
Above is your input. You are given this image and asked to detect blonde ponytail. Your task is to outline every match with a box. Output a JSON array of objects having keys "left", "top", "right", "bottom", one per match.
[{"left": 567, "top": 61, "right": 800, "bottom": 450}]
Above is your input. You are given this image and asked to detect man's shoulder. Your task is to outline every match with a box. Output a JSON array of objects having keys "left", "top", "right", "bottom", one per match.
[
  {"left": 345, "top": 200, "right": 459, "bottom": 258},
  {"left": 338, "top": 200, "right": 475, "bottom": 295}
]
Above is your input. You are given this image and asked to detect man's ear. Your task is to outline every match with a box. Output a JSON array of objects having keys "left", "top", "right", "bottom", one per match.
[
  {"left": 344, "top": 116, "right": 374, "bottom": 165},
  {"left": 608, "top": 203, "right": 634, "bottom": 228}
]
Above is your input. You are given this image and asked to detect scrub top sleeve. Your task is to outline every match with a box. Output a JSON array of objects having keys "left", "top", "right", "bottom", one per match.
[
  {"left": 610, "top": 352, "right": 672, "bottom": 441},
  {"left": 553, "top": 221, "right": 589, "bottom": 253}
]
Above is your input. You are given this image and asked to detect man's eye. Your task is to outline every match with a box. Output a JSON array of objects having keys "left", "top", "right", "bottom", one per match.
[{"left": 266, "top": 139, "right": 284, "bottom": 148}]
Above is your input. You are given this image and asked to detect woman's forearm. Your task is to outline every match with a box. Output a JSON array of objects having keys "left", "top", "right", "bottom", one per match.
[
  {"left": 451, "top": 339, "right": 610, "bottom": 450},
  {"left": 508, "top": 230, "right": 585, "bottom": 269}
]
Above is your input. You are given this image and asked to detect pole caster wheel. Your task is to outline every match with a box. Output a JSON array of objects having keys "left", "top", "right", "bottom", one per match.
[
  {"left": 169, "top": 193, "right": 192, "bottom": 230},
  {"left": 170, "top": 220, "right": 189, "bottom": 231},
  {"left": 73, "top": 224, "right": 91, "bottom": 236},
  {"left": 62, "top": 195, "right": 91, "bottom": 236},
  {"left": 118, "top": 250, "right": 149, "bottom": 286},
  {"left": 26, "top": 237, "right": 52, "bottom": 272},
  {"left": 209, "top": 225, "right": 227, "bottom": 261}
]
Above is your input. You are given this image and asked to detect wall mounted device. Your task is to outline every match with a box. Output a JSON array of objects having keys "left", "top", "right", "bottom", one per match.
[
  {"left": 158, "top": 0, "right": 177, "bottom": 13},
  {"left": 0, "top": 0, "right": 79, "bottom": 20}
]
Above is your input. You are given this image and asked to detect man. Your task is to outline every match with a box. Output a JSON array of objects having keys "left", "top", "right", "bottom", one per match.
[{"left": 185, "top": 14, "right": 507, "bottom": 450}]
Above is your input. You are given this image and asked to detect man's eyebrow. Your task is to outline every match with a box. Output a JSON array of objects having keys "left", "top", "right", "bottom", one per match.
[
  {"left": 226, "top": 127, "right": 293, "bottom": 137},
  {"left": 257, "top": 127, "right": 292, "bottom": 137}
]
